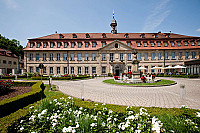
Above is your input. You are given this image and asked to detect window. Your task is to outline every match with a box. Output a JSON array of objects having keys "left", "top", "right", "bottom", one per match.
[
  {"left": 125, "top": 34, "right": 128, "bottom": 38},
  {"left": 164, "top": 42, "right": 168, "bottom": 47},
  {"left": 78, "top": 42, "right": 82, "bottom": 48},
  {"left": 50, "top": 53, "right": 53, "bottom": 61},
  {"left": 8, "top": 61, "right": 12, "bottom": 64},
  {"left": 165, "top": 52, "right": 169, "bottom": 59},
  {"left": 50, "top": 42, "right": 54, "bottom": 48},
  {"left": 102, "top": 42, "right": 106, "bottom": 47},
  {"left": 151, "top": 53, "right": 155, "bottom": 60},
  {"left": 14, "top": 62, "right": 16, "bottom": 65},
  {"left": 128, "top": 66, "right": 131, "bottom": 72},
  {"left": 56, "top": 53, "right": 60, "bottom": 61},
  {"left": 185, "top": 41, "right": 188, "bottom": 46},
  {"left": 102, "top": 34, "right": 106, "bottom": 38},
  {"left": 151, "top": 66, "right": 155, "bottom": 73},
  {"left": 85, "top": 67, "right": 88, "bottom": 74},
  {"left": 71, "top": 67, "right": 74, "bottom": 74},
  {"left": 127, "top": 42, "right": 131, "bottom": 46},
  {"left": 92, "top": 42, "right": 96, "bottom": 47},
  {"left": 92, "top": 67, "right": 96, "bottom": 74},
  {"left": 56, "top": 67, "right": 60, "bottom": 74},
  {"left": 154, "top": 35, "right": 157, "bottom": 38},
  {"left": 137, "top": 53, "right": 141, "bottom": 60},
  {"left": 30, "top": 53, "right": 33, "bottom": 61},
  {"left": 144, "top": 53, "right": 148, "bottom": 60},
  {"left": 92, "top": 53, "right": 96, "bottom": 60},
  {"left": 78, "top": 67, "right": 81, "bottom": 74},
  {"left": 85, "top": 53, "right": 89, "bottom": 61},
  {"left": 185, "top": 52, "right": 189, "bottom": 59},
  {"left": 71, "top": 42, "right": 74, "bottom": 48},
  {"left": 142, "top": 34, "right": 145, "bottom": 38},
  {"left": 86, "top": 34, "right": 90, "bottom": 38},
  {"left": 36, "top": 54, "right": 39, "bottom": 61},
  {"left": 43, "top": 53, "right": 46, "bottom": 61},
  {"left": 85, "top": 42, "right": 89, "bottom": 48},
  {"left": 145, "top": 66, "right": 148, "bottom": 73},
  {"left": 192, "top": 51, "right": 196, "bottom": 59},
  {"left": 157, "top": 42, "right": 161, "bottom": 47},
  {"left": 29, "top": 67, "right": 33, "bottom": 73},
  {"left": 158, "top": 53, "right": 162, "bottom": 60},
  {"left": 128, "top": 53, "right": 131, "bottom": 60},
  {"left": 120, "top": 53, "right": 123, "bottom": 61},
  {"left": 115, "top": 43, "right": 118, "bottom": 48},
  {"left": 36, "top": 67, "right": 39, "bottom": 73},
  {"left": 144, "top": 42, "right": 147, "bottom": 47},
  {"left": 137, "top": 42, "right": 140, "bottom": 47},
  {"left": 37, "top": 43, "right": 40, "bottom": 48},
  {"left": 102, "top": 67, "right": 106, "bottom": 74},
  {"left": 78, "top": 53, "right": 81, "bottom": 61},
  {"left": 191, "top": 42, "right": 195, "bottom": 46},
  {"left": 172, "top": 52, "right": 175, "bottom": 59},
  {"left": 50, "top": 67, "right": 53, "bottom": 74},
  {"left": 64, "top": 42, "right": 68, "bottom": 48},
  {"left": 64, "top": 67, "right": 67, "bottom": 74},
  {"left": 102, "top": 53, "right": 106, "bottom": 60},
  {"left": 73, "top": 34, "right": 76, "bottom": 38},
  {"left": 179, "top": 52, "right": 182, "bottom": 59},
  {"left": 110, "top": 53, "right": 114, "bottom": 61},
  {"left": 151, "top": 42, "right": 154, "bottom": 47},
  {"left": 199, "top": 52, "right": 200, "bottom": 58},
  {"left": 171, "top": 42, "right": 174, "bottom": 47},
  {"left": 43, "top": 67, "right": 46, "bottom": 74},
  {"left": 198, "top": 41, "right": 200, "bottom": 46},
  {"left": 64, "top": 53, "right": 67, "bottom": 61},
  {"left": 3, "top": 60, "right": 6, "bottom": 64},
  {"left": 30, "top": 43, "right": 33, "bottom": 48},
  {"left": 56, "top": 42, "right": 60, "bottom": 48},
  {"left": 70, "top": 53, "right": 74, "bottom": 61},
  {"left": 178, "top": 42, "right": 181, "bottom": 47},
  {"left": 43, "top": 43, "right": 47, "bottom": 48}
]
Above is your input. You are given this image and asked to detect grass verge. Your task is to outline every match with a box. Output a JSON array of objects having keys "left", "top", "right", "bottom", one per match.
[{"left": 103, "top": 79, "right": 176, "bottom": 86}]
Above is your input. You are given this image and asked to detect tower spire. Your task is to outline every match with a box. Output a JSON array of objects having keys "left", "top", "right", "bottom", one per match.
[{"left": 110, "top": 10, "right": 117, "bottom": 34}]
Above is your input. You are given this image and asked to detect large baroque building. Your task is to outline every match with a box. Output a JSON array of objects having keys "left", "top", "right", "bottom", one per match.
[{"left": 24, "top": 13, "right": 200, "bottom": 76}]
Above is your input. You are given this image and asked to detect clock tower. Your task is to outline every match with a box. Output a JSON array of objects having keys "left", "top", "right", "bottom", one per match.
[{"left": 110, "top": 10, "right": 117, "bottom": 34}]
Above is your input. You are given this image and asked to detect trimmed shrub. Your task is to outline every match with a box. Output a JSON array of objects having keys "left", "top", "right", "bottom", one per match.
[
  {"left": 31, "top": 75, "right": 90, "bottom": 80},
  {"left": 0, "top": 81, "right": 45, "bottom": 117}
]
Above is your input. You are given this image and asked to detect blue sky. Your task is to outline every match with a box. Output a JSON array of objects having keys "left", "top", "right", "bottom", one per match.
[{"left": 0, "top": 0, "right": 200, "bottom": 47}]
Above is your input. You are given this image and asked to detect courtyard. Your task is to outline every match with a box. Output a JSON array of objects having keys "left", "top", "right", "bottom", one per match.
[{"left": 44, "top": 77, "right": 200, "bottom": 110}]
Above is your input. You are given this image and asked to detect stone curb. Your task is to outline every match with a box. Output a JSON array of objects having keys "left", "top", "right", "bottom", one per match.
[{"left": 103, "top": 81, "right": 177, "bottom": 87}]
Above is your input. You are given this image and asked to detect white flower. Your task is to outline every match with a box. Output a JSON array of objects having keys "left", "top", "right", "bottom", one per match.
[
  {"left": 20, "top": 120, "right": 24, "bottom": 123},
  {"left": 29, "top": 115, "right": 36, "bottom": 121},
  {"left": 90, "top": 123, "right": 96, "bottom": 127},
  {"left": 76, "top": 123, "right": 79, "bottom": 128},
  {"left": 38, "top": 113, "right": 42, "bottom": 119},
  {"left": 72, "top": 129, "right": 76, "bottom": 133},
  {"left": 20, "top": 127, "right": 24, "bottom": 131},
  {"left": 41, "top": 109, "right": 47, "bottom": 115},
  {"left": 197, "top": 112, "right": 200, "bottom": 117},
  {"left": 52, "top": 123, "right": 57, "bottom": 127},
  {"left": 95, "top": 104, "right": 98, "bottom": 106},
  {"left": 135, "top": 129, "right": 141, "bottom": 133},
  {"left": 102, "top": 122, "right": 105, "bottom": 127},
  {"left": 53, "top": 99, "right": 57, "bottom": 102},
  {"left": 62, "top": 127, "right": 67, "bottom": 133},
  {"left": 109, "top": 110, "right": 113, "bottom": 114},
  {"left": 52, "top": 119, "right": 57, "bottom": 123},
  {"left": 114, "top": 118, "right": 117, "bottom": 121},
  {"left": 68, "top": 96, "right": 71, "bottom": 99},
  {"left": 121, "top": 125, "right": 125, "bottom": 130}
]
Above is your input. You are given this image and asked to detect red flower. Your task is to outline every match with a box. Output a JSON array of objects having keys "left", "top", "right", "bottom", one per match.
[
  {"left": 141, "top": 76, "right": 146, "bottom": 82},
  {"left": 152, "top": 75, "right": 155, "bottom": 79},
  {"left": 128, "top": 71, "right": 132, "bottom": 75},
  {"left": 114, "top": 76, "right": 119, "bottom": 80}
]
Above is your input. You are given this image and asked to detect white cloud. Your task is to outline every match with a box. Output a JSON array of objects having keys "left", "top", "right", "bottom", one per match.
[
  {"left": 3, "top": 0, "right": 19, "bottom": 9},
  {"left": 141, "top": 0, "right": 171, "bottom": 32},
  {"left": 196, "top": 28, "right": 200, "bottom": 32}
]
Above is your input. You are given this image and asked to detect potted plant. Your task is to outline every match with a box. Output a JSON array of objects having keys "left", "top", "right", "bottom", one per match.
[{"left": 141, "top": 76, "right": 146, "bottom": 83}]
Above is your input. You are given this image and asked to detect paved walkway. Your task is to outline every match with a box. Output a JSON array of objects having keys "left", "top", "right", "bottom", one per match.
[{"left": 43, "top": 77, "right": 200, "bottom": 110}]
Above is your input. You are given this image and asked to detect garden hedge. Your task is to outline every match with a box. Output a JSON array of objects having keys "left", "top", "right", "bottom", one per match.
[
  {"left": 156, "top": 74, "right": 199, "bottom": 78},
  {"left": 0, "top": 81, "right": 45, "bottom": 117},
  {"left": 31, "top": 75, "right": 90, "bottom": 80}
]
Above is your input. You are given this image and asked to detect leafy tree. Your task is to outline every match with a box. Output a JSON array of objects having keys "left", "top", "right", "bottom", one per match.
[{"left": 0, "top": 34, "right": 24, "bottom": 57}]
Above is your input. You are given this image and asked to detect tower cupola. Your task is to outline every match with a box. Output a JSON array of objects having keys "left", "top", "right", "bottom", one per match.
[{"left": 110, "top": 10, "right": 117, "bottom": 34}]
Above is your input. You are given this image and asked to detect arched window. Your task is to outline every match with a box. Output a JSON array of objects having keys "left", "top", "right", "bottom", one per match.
[{"left": 115, "top": 43, "right": 118, "bottom": 48}]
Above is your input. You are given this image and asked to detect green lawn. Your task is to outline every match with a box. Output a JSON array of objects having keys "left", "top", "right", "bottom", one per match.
[{"left": 103, "top": 79, "right": 176, "bottom": 86}]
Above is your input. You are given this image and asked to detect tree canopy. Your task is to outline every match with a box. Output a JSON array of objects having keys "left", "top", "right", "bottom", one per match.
[{"left": 0, "top": 34, "right": 24, "bottom": 57}]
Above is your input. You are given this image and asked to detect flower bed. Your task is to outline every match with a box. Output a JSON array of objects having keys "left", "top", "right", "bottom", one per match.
[
  {"left": 9, "top": 97, "right": 166, "bottom": 132},
  {"left": 0, "top": 80, "right": 13, "bottom": 92}
]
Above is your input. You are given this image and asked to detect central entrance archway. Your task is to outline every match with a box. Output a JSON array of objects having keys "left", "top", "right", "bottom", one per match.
[{"left": 113, "top": 64, "right": 124, "bottom": 76}]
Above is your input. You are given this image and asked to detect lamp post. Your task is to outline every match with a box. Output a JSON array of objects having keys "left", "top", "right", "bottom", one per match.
[{"left": 39, "top": 63, "right": 44, "bottom": 82}]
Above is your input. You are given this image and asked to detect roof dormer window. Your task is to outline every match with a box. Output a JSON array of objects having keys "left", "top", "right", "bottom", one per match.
[
  {"left": 59, "top": 34, "right": 64, "bottom": 39},
  {"left": 37, "top": 43, "right": 40, "bottom": 48},
  {"left": 154, "top": 34, "right": 158, "bottom": 38},
  {"left": 125, "top": 34, "right": 129, "bottom": 38},
  {"left": 141, "top": 34, "right": 145, "bottom": 38},
  {"left": 72, "top": 34, "right": 77, "bottom": 38},
  {"left": 127, "top": 41, "right": 131, "bottom": 46},
  {"left": 86, "top": 34, "right": 90, "bottom": 38},
  {"left": 102, "top": 33, "right": 106, "bottom": 38},
  {"left": 30, "top": 43, "right": 33, "bottom": 48}
]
